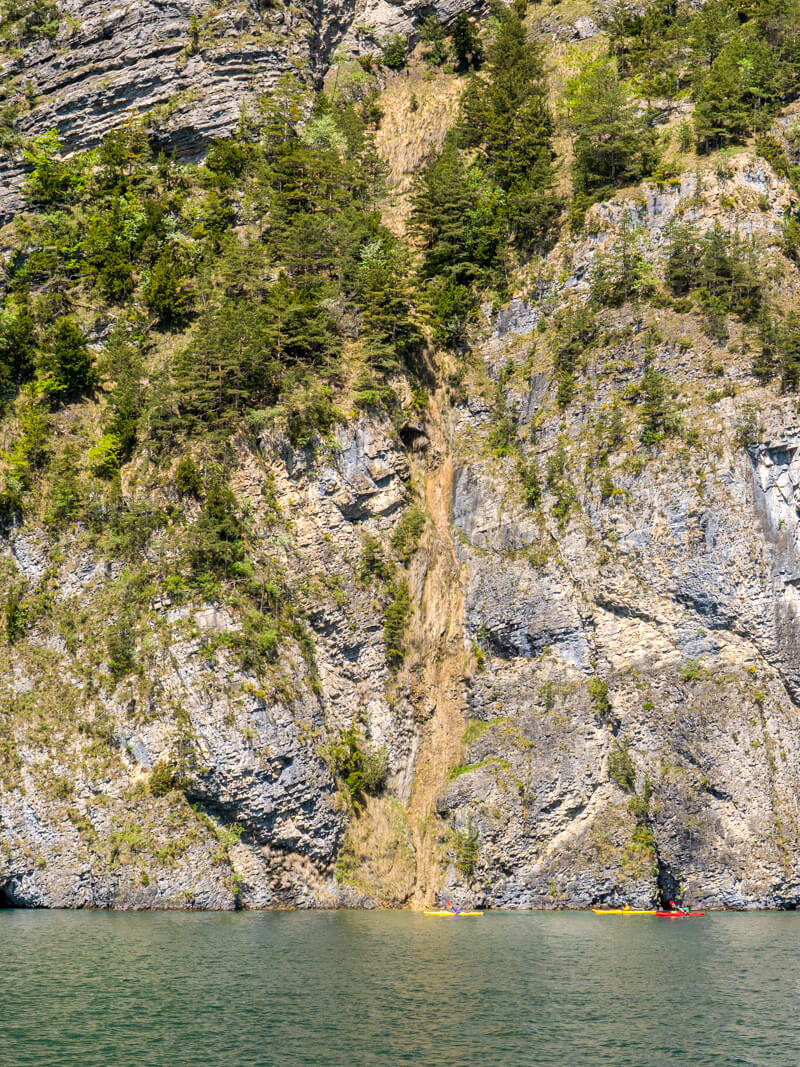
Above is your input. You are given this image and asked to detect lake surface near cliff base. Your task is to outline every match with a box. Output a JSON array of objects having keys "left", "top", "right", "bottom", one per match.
[{"left": 1, "top": 911, "right": 799, "bottom": 1067}]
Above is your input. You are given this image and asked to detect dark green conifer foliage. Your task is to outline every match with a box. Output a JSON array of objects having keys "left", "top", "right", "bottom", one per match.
[
  {"left": 694, "top": 36, "right": 780, "bottom": 149},
  {"left": 411, "top": 133, "right": 506, "bottom": 344},
  {"left": 356, "top": 239, "right": 422, "bottom": 372},
  {"left": 102, "top": 324, "right": 145, "bottom": 462},
  {"left": 22, "top": 131, "right": 85, "bottom": 207},
  {"left": 758, "top": 309, "right": 800, "bottom": 391},
  {"left": 461, "top": 6, "right": 558, "bottom": 248},
  {"left": 590, "top": 228, "right": 654, "bottom": 308},
  {"left": 699, "top": 225, "right": 762, "bottom": 320},
  {"left": 664, "top": 223, "right": 763, "bottom": 327},
  {"left": 41, "top": 318, "right": 96, "bottom": 401},
  {"left": 382, "top": 34, "right": 407, "bottom": 70},
  {"left": 420, "top": 16, "right": 448, "bottom": 65},
  {"left": 687, "top": 0, "right": 738, "bottom": 68},
  {"left": 174, "top": 454, "right": 203, "bottom": 497},
  {"left": 665, "top": 224, "right": 704, "bottom": 296},
  {"left": 552, "top": 304, "right": 596, "bottom": 408},
  {"left": 411, "top": 134, "right": 504, "bottom": 288},
  {"left": 567, "top": 57, "right": 659, "bottom": 199},
  {"left": 144, "top": 247, "right": 194, "bottom": 327},
  {"left": 605, "top": 1, "right": 685, "bottom": 97},
  {"left": 44, "top": 443, "right": 83, "bottom": 528},
  {"left": 205, "top": 138, "right": 255, "bottom": 180},
  {"left": 0, "top": 295, "right": 36, "bottom": 404},
  {"left": 452, "top": 13, "right": 483, "bottom": 72},
  {"left": 176, "top": 301, "right": 277, "bottom": 425},
  {"left": 188, "top": 481, "right": 245, "bottom": 579},
  {"left": 638, "top": 367, "right": 676, "bottom": 446}
]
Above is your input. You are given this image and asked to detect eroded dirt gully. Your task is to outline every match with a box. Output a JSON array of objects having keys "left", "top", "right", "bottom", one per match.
[{"left": 404, "top": 390, "right": 469, "bottom": 907}]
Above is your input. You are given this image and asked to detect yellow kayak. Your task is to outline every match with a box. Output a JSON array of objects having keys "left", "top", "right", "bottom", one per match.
[
  {"left": 592, "top": 907, "right": 656, "bottom": 915},
  {"left": 424, "top": 910, "right": 483, "bottom": 917}
]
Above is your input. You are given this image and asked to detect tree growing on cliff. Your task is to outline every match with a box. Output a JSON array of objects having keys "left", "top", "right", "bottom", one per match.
[
  {"left": 451, "top": 13, "right": 483, "bottom": 72},
  {"left": 461, "top": 5, "right": 559, "bottom": 249},
  {"left": 566, "top": 57, "right": 659, "bottom": 200},
  {"left": 39, "top": 318, "right": 96, "bottom": 402},
  {"left": 694, "top": 36, "right": 781, "bottom": 149},
  {"left": 0, "top": 295, "right": 36, "bottom": 405}
]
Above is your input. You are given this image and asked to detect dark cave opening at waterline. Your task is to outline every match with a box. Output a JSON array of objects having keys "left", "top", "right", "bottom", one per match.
[{"left": 0, "top": 883, "right": 17, "bottom": 907}]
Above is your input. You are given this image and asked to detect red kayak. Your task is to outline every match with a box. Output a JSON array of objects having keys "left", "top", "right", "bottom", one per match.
[{"left": 656, "top": 911, "right": 705, "bottom": 918}]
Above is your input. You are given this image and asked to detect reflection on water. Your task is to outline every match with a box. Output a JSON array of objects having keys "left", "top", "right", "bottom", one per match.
[{"left": 1, "top": 910, "right": 799, "bottom": 1066}]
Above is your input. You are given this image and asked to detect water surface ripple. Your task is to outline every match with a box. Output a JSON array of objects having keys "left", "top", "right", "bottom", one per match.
[{"left": 1, "top": 910, "right": 798, "bottom": 1065}]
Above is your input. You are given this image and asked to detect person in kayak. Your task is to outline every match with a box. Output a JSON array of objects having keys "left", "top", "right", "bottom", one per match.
[{"left": 446, "top": 901, "right": 461, "bottom": 915}]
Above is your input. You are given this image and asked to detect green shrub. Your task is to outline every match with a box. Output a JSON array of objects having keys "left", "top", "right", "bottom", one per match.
[
  {"left": 590, "top": 229, "right": 654, "bottom": 308},
  {"left": 381, "top": 34, "right": 407, "bottom": 70},
  {"left": 552, "top": 303, "right": 596, "bottom": 409},
  {"left": 488, "top": 412, "right": 516, "bottom": 456},
  {"left": 174, "top": 454, "right": 203, "bottom": 497},
  {"left": 679, "top": 657, "right": 704, "bottom": 681},
  {"left": 187, "top": 481, "right": 244, "bottom": 580},
  {"left": 149, "top": 761, "right": 180, "bottom": 797},
  {"left": 391, "top": 506, "right": 426, "bottom": 563},
  {"left": 235, "top": 608, "right": 280, "bottom": 669},
  {"left": 205, "top": 138, "right": 255, "bottom": 179},
  {"left": 107, "top": 618, "right": 136, "bottom": 681},
  {"left": 87, "top": 432, "right": 122, "bottom": 478},
  {"left": 0, "top": 0, "right": 60, "bottom": 40},
  {"left": 362, "top": 746, "right": 389, "bottom": 794},
  {"left": 545, "top": 444, "right": 577, "bottom": 524},
  {"left": 40, "top": 318, "right": 96, "bottom": 402},
  {"left": 4, "top": 582, "right": 27, "bottom": 642},
  {"left": 628, "top": 366, "right": 680, "bottom": 447},
  {"left": 454, "top": 819, "right": 479, "bottom": 877},
  {"left": 609, "top": 745, "right": 636, "bottom": 792},
  {"left": 631, "top": 822, "right": 655, "bottom": 851},
  {"left": 383, "top": 579, "right": 411, "bottom": 666},
  {"left": 589, "top": 676, "right": 612, "bottom": 720},
  {"left": 284, "top": 383, "right": 340, "bottom": 448},
  {"left": 420, "top": 16, "right": 448, "bottom": 66},
  {"left": 328, "top": 726, "right": 388, "bottom": 808},
  {"left": 22, "top": 131, "right": 85, "bottom": 206},
  {"left": 44, "top": 444, "right": 83, "bottom": 529},
  {"left": 517, "top": 457, "right": 541, "bottom": 509},
  {"left": 358, "top": 535, "right": 391, "bottom": 583},
  {"left": 733, "top": 404, "right": 760, "bottom": 450}
]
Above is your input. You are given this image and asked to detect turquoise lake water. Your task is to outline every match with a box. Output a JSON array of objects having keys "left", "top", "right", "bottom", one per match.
[{"left": 1, "top": 910, "right": 798, "bottom": 1065}]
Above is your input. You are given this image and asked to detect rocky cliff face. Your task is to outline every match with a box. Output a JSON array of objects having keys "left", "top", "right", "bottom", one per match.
[
  {"left": 0, "top": 0, "right": 480, "bottom": 221},
  {"left": 5, "top": 2, "right": 800, "bottom": 912},
  {"left": 439, "top": 159, "right": 800, "bottom": 911}
]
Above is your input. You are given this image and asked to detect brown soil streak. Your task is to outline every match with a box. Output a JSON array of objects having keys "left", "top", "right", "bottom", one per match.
[{"left": 406, "top": 396, "right": 467, "bottom": 908}]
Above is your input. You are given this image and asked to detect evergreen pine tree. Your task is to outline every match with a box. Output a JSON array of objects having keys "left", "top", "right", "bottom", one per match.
[
  {"left": 461, "top": 6, "right": 558, "bottom": 248},
  {"left": 411, "top": 133, "right": 503, "bottom": 286},
  {"left": 0, "top": 295, "right": 36, "bottom": 404},
  {"left": 452, "top": 13, "right": 483, "bottom": 72},
  {"left": 694, "top": 36, "right": 780, "bottom": 150},
  {"left": 41, "top": 318, "right": 96, "bottom": 401},
  {"left": 665, "top": 224, "right": 703, "bottom": 295},
  {"left": 566, "top": 56, "right": 659, "bottom": 198}
]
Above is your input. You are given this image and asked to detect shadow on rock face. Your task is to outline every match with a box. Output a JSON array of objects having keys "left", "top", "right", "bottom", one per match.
[{"left": 0, "top": 882, "right": 18, "bottom": 908}]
